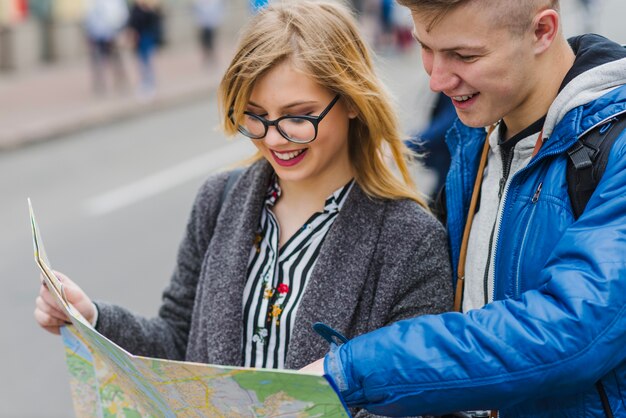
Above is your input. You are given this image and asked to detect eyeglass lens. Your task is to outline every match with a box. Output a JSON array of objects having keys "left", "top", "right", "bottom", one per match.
[{"left": 241, "top": 115, "right": 316, "bottom": 143}]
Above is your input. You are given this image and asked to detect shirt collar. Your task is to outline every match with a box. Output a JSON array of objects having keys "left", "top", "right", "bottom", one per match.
[
  {"left": 324, "top": 179, "right": 354, "bottom": 213},
  {"left": 265, "top": 174, "right": 281, "bottom": 206},
  {"left": 264, "top": 174, "right": 354, "bottom": 213}
]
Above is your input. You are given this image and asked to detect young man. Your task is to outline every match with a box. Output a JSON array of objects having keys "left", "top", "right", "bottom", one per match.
[{"left": 303, "top": 1, "right": 626, "bottom": 416}]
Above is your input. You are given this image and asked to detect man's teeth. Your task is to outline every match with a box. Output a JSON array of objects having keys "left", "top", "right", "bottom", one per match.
[
  {"left": 452, "top": 94, "right": 475, "bottom": 102},
  {"left": 274, "top": 149, "right": 305, "bottom": 160}
]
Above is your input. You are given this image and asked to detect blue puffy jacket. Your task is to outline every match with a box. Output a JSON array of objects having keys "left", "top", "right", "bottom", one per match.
[{"left": 325, "top": 81, "right": 626, "bottom": 417}]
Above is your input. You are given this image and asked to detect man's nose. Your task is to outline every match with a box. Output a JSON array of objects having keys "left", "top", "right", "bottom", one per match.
[{"left": 428, "top": 56, "right": 459, "bottom": 93}]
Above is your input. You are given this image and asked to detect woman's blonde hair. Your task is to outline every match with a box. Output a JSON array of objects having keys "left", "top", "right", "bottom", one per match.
[{"left": 218, "top": 0, "right": 427, "bottom": 207}]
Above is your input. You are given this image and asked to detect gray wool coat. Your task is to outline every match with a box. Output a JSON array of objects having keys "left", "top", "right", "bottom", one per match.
[{"left": 96, "top": 160, "right": 452, "bottom": 373}]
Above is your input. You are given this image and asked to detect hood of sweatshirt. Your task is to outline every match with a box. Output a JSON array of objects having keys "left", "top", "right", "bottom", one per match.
[{"left": 543, "top": 34, "right": 626, "bottom": 139}]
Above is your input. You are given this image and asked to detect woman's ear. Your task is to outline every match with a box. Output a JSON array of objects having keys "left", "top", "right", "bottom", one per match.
[{"left": 347, "top": 102, "right": 359, "bottom": 119}]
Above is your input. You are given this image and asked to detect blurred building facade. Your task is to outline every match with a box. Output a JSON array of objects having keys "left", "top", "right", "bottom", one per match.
[{"left": 0, "top": 0, "right": 251, "bottom": 72}]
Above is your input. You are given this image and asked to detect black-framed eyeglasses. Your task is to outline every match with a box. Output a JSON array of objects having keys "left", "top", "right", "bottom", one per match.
[{"left": 229, "top": 95, "right": 341, "bottom": 144}]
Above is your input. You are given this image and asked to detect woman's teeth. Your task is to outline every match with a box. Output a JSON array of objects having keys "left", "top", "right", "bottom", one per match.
[
  {"left": 274, "top": 149, "right": 305, "bottom": 160},
  {"left": 452, "top": 94, "right": 475, "bottom": 102}
]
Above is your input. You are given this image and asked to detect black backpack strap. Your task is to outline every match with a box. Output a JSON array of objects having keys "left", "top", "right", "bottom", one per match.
[
  {"left": 217, "top": 168, "right": 244, "bottom": 214},
  {"left": 567, "top": 113, "right": 626, "bottom": 219}
]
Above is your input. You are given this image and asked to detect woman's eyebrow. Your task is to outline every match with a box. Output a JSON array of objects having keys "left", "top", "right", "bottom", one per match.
[{"left": 247, "top": 100, "right": 318, "bottom": 111}]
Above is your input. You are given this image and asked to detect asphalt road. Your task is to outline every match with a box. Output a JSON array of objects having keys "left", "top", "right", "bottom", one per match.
[{"left": 1, "top": 2, "right": 624, "bottom": 416}]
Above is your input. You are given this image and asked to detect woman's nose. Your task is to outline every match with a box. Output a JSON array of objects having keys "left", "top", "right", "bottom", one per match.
[{"left": 262, "top": 124, "right": 290, "bottom": 147}]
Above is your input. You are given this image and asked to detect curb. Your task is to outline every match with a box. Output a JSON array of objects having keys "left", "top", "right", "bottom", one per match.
[{"left": 0, "top": 78, "right": 218, "bottom": 152}]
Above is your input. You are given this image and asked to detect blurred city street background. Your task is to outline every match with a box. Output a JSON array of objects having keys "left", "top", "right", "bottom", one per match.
[{"left": 1, "top": 0, "right": 625, "bottom": 416}]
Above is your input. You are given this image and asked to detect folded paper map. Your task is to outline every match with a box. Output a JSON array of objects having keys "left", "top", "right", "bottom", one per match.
[{"left": 29, "top": 200, "right": 351, "bottom": 418}]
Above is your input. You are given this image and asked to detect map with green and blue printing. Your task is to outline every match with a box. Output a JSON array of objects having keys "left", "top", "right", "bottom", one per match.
[
  {"left": 30, "top": 200, "right": 350, "bottom": 418},
  {"left": 60, "top": 324, "right": 350, "bottom": 417}
]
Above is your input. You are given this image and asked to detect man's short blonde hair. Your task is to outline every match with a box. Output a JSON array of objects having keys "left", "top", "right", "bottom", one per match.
[{"left": 398, "top": 0, "right": 560, "bottom": 35}]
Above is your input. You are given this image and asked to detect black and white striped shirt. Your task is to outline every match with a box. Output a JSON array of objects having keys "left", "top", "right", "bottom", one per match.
[{"left": 242, "top": 176, "right": 354, "bottom": 369}]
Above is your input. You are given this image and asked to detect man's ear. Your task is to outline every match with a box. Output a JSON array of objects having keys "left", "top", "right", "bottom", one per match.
[{"left": 532, "top": 8, "right": 560, "bottom": 55}]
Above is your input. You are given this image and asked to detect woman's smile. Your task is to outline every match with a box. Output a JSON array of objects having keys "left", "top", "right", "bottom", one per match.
[{"left": 270, "top": 148, "right": 308, "bottom": 166}]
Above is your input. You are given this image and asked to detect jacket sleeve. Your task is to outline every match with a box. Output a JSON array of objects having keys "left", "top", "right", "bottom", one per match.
[
  {"left": 94, "top": 172, "right": 230, "bottom": 360},
  {"left": 325, "top": 135, "right": 626, "bottom": 417}
]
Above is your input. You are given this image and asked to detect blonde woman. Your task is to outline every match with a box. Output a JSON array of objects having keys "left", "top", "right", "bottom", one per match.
[{"left": 35, "top": 0, "right": 452, "bottom": 405}]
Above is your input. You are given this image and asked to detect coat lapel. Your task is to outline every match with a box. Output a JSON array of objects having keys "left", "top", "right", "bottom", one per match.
[
  {"left": 199, "top": 161, "right": 273, "bottom": 366},
  {"left": 286, "top": 185, "right": 386, "bottom": 368}
]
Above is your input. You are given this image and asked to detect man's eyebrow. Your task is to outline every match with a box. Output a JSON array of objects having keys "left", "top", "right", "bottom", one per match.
[{"left": 412, "top": 33, "right": 486, "bottom": 52}]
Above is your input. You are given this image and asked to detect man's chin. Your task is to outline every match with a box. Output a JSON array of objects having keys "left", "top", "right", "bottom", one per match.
[{"left": 456, "top": 113, "right": 498, "bottom": 129}]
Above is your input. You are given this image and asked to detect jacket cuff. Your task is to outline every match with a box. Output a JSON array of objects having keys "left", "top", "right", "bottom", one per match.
[
  {"left": 324, "top": 344, "right": 350, "bottom": 394},
  {"left": 92, "top": 300, "right": 113, "bottom": 333},
  {"left": 90, "top": 302, "right": 99, "bottom": 328}
]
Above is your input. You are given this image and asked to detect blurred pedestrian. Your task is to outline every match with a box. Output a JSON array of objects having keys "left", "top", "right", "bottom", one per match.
[
  {"left": 28, "top": 0, "right": 56, "bottom": 63},
  {"left": 128, "top": 0, "right": 164, "bottom": 98},
  {"left": 34, "top": 5, "right": 452, "bottom": 418},
  {"left": 192, "top": 0, "right": 225, "bottom": 66},
  {"left": 0, "top": 0, "right": 28, "bottom": 71},
  {"left": 0, "top": 0, "right": 27, "bottom": 24},
  {"left": 376, "top": 0, "right": 395, "bottom": 51},
  {"left": 392, "top": 4, "right": 414, "bottom": 52},
  {"left": 83, "top": 0, "right": 129, "bottom": 94}
]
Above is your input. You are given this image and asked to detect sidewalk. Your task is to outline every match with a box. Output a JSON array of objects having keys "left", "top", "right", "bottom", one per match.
[{"left": 0, "top": 41, "right": 233, "bottom": 151}]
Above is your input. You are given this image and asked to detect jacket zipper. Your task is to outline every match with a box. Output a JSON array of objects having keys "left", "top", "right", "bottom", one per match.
[
  {"left": 511, "top": 182, "right": 542, "bottom": 297},
  {"left": 487, "top": 143, "right": 515, "bottom": 302},
  {"left": 482, "top": 225, "right": 497, "bottom": 305}
]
